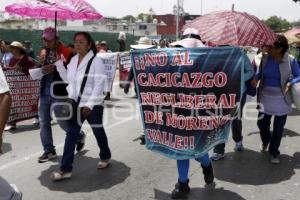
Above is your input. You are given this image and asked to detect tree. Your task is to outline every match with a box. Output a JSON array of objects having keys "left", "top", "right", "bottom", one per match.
[
  {"left": 122, "top": 15, "right": 136, "bottom": 23},
  {"left": 292, "top": 19, "right": 300, "bottom": 27},
  {"left": 264, "top": 16, "right": 292, "bottom": 32},
  {"left": 137, "top": 13, "right": 152, "bottom": 23}
]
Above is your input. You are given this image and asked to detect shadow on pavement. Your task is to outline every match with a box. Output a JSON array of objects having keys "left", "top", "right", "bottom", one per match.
[
  {"left": 38, "top": 157, "right": 131, "bottom": 193},
  {"left": 213, "top": 149, "right": 300, "bottom": 185},
  {"left": 105, "top": 104, "right": 129, "bottom": 109},
  {"left": 0, "top": 143, "right": 12, "bottom": 154},
  {"left": 7, "top": 124, "right": 40, "bottom": 134},
  {"left": 154, "top": 184, "right": 246, "bottom": 200},
  {"left": 248, "top": 128, "right": 300, "bottom": 137},
  {"left": 288, "top": 108, "right": 300, "bottom": 116}
]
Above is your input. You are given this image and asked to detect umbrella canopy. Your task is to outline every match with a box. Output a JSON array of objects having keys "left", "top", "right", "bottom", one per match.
[
  {"left": 284, "top": 34, "right": 300, "bottom": 45},
  {"left": 285, "top": 27, "right": 300, "bottom": 37},
  {"left": 5, "top": 0, "right": 103, "bottom": 21},
  {"left": 183, "top": 10, "right": 276, "bottom": 48}
]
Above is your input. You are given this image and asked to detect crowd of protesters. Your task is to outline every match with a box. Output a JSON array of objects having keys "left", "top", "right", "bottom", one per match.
[{"left": 1, "top": 25, "right": 300, "bottom": 200}]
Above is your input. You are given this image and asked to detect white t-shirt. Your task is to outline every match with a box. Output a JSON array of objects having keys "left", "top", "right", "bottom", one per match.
[{"left": 0, "top": 67, "right": 9, "bottom": 94}]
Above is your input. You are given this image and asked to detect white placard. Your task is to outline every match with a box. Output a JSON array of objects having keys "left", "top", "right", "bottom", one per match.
[
  {"left": 29, "top": 68, "right": 44, "bottom": 80},
  {"left": 97, "top": 53, "right": 118, "bottom": 92}
]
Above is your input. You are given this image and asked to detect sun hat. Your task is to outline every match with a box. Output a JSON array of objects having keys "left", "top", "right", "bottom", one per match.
[
  {"left": 170, "top": 28, "right": 205, "bottom": 48},
  {"left": 9, "top": 41, "right": 25, "bottom": 50},
  {"left": 100, "top": 41, "right": 107, "bottom": 45},
  {"left": 130, "top": 37, "right": 155, "bottom": 49}
]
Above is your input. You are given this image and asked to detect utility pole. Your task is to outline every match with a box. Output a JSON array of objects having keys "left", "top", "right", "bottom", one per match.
[
  {"left": 175, "top": 0, "right": 184, "bottom": 40},
  {"left": 201, "top": 0, "right": 203, "bottom": 15},
  {"left": 176, "top": 0, "right": 179, "bottom": 40}
]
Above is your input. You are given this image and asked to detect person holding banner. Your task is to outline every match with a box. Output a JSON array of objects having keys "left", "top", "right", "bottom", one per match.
[
  {"left": 51, "top": 32, "right": 111, "bottom": 181},
  {"left": 255, "top": 35, "right": 300, "bottom": 164},
  {"left": 37, "top": 27, "right": 86, "bottom": 163},
  {"left": 128, "top": 37, "right": 156, "bottom": 145},
  {"left": 210, "top": 47, "right": 254, "bottom": 161},
  {"left": 4, "top": 41, "right": 36, "bottom": 131},
  {"left": 168, "top": 28, "right": 214, "bottom": 199},
  {"left": 98, "top": 41, "right": 114, "bottom": 100},
  {"left": 124, "top": 37, "right": 156, "bottom": 96}
]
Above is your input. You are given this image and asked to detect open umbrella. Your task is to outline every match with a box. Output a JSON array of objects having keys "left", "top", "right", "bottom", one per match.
[
  {"left": 284, "top": 34, "right": 300, "bottom": 45},
  {"left": 5, "top": 0, "right": 102, "bottom": 20},
  {"left": 5, "top": 0, "right": 103, "bottom": 34},
  {"left": 183, "top": 10, "right": 276, "bottom": 48},
  {"left": 285, "top": 27, "right": 300, "bottom": 38}
]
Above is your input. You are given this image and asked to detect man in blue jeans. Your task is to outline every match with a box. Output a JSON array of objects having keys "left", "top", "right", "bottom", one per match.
[{"left": 38, "top": 27, "right": 86, "bottom": 163}]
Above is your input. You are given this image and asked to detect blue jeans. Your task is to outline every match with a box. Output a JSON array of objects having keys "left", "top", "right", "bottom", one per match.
[
  {"left": 60, "top": 105, "right": 111, "bottom": 172},
  {"left": 177, "top": 153, "right": 211, "bottom": 183},
  {"left": 39, "top": 95, "right": 83, "bottom": 153},
  {"left": 257, "top": 112, "right": 287, "bottom": 157}
]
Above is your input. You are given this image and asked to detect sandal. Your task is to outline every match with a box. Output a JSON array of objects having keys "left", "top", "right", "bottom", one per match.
[
  {"left": 97, "top": 159, "right": 110, "bottom": 169},
  {"left": 50, "top": 171, "right": 72, "bottom": 181}
]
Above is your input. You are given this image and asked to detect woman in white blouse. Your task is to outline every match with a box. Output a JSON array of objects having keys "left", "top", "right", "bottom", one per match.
[{"left": 51, "top": 32, "right": 111, "bottom": 181}]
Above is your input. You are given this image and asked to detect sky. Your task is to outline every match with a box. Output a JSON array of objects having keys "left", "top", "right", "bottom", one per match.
[{"left": 0, "top": 0, "right": 299, "bottom": 21}]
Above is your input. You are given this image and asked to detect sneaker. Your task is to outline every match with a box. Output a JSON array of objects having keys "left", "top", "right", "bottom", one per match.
[
  {"left": 10, "top": 184, "right": 22, "bottom": 199},
  {"left": 234, "top": 141, "right": 244, "bottom": 152},
  {"left": 171, "top": 180, "right": 190, "bottom": 199},
  {"left": 50, "top": 171, "right": 72, "bottom": 181},
  {"left": 4, "top": 124, "right": 17, "bottom": 131},
  {"left": 211, "top": 153, "right": 225, "bottom": 161},
  {"left": 124, "top": 83, "right": 130, "bottom": 94},
  {"left": 260, "top": 144, "right": 268, "bottom": 153},
  {"left": 139, "top": 134, "right": 145, "bottom": 145},
  {"left": 271, "top": 155, "right": 280, "bottom": 164},
  {"left": 202, "top": 163, "right": 214, "bottom": 184},
  {"left": 32, "top": 118, "right": 40, "bottom": 126},
  {"left": 76, "top": 131, "right": 86, "bottom": 152},
  {"left": 104, "top": 92, "right": 111, "bottom": 100},
  {"left": 38, "top": 150, "right": 57, "bottom": 163}
]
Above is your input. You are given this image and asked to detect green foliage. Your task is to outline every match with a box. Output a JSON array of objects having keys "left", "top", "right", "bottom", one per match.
[
  {"left": 136, "top": 13, "right": 152, "bottom": 23},
  {"left": 291, "top": 19, "right": 300, "bottom": 27},
  {"left": 122, "top": 15, "right": 136, "bottom": 23},
  {"left": 264, "top": 16, "right": 292, "bottom": 32}
]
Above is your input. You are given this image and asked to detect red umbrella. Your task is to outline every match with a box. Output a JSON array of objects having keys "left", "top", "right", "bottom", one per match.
[{"left": 183, "top": 10, "right": 276, "bottom": 48}]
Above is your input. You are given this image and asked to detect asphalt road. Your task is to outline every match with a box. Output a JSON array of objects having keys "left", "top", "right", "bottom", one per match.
[{"left": 1, "top": 84, "right": 300, "bottom": 200}]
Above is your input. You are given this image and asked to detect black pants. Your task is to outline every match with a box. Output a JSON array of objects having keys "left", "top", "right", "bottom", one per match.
[
  {"left": 257, "top": 112, "right": 287, "bottom": 157},
  {"left": 214, "top": 93, "right": 247, "bottom": 154}
]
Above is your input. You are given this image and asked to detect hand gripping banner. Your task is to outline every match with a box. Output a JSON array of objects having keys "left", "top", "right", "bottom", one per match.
[{"left": 131, "top": 47, "right": 246, "bottom": 159}]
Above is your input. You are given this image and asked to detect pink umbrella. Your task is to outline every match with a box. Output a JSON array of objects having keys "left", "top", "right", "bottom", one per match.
[
  {"left": 5, "top": 0, "right": 103, "bottom": 21},
  {"left": 183, "top": 10, "right": 276, "bottom": 48},
  {"left": 285, "top": 27, "right": 300, "bottom": 37}
]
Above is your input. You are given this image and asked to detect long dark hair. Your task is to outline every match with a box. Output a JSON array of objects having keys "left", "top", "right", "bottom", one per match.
[
  {"left": 273, "top": 34, "right": 289, "bottom": 56},
  {"left": 73, "top": 32, "right": 97, "bottom": 54}
]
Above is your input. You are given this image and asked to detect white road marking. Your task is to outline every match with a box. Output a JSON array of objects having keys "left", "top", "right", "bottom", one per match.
[{"left": 0, "top": 115, "right": 137, "bottom": 171}]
